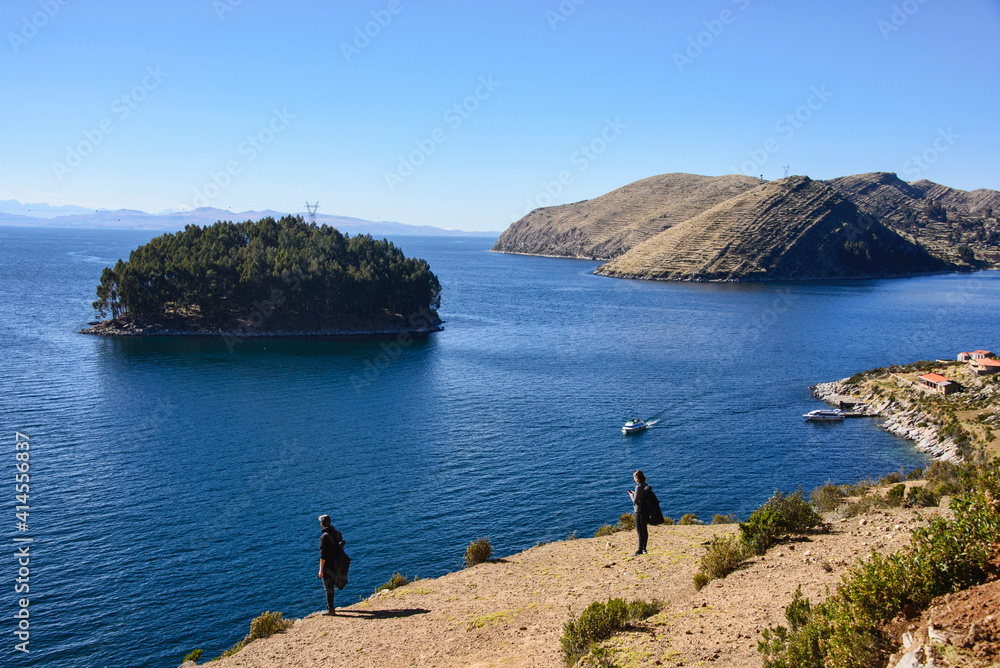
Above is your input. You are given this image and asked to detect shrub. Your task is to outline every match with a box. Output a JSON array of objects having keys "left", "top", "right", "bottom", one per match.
[
  {"left": 809, "top": 481, "right": 845, "bottom": 513},
  {"left": 464, "top": 537, "right": 493, "bottom": 568},
  {"left": 183, "top": 649, "right": 203, "bottom": 663},
  {"left": 678, "top": 513, "right": 700, "bottom": 525},
  {"left": 905, "top": 485, "right": 939, "bottom": 507},
  {"left": 740, "top": 489, "right": 822, "bottom": 555},
  {"left": 218, "top": 611, "right": 292, "bottom": 659},
  {"left": 594, "top": 524, "right": 619, "bottom": 537},
  {"left": 758, "top": 460, "right": 1000, "bottom": 668},
  {"left": 885, "top": 484, "right": 905, "bottom": 506},
  {"left": 712, "top": 513, "right": 737, "bottom": 524},
  {"left": 878, "top": 471, "right": 902, "bottom": 485},
  {"left": 693, "top": 572, "right": 710, "bottom": 591},
  {"left": 696, "top": 533, "right": 748, "bottom": 585},
  {"left": 594, "top": 513, "right": 634, "bottom": 537},
  {"left": 906, "top": 467, "right": 923, "bottom": 481},
  {"left": 842, "top": 494, "right": 878, "bottom": 518},
  {"left": 662, "top": 516, "right": 675, "bottom": 525},
  {"left": 560, "top": 598, "right": 660, "bottom": 666},
  {"left": 377, "top": 572, "right": 410, "bottom": 592}
]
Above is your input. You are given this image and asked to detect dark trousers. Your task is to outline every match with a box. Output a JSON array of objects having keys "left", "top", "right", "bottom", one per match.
[
  {"left": 322, "top": 572, "right": 337, "bottom": 611},
  {"left": 635, "top": 514, "right": 648, "bottom": 552}
]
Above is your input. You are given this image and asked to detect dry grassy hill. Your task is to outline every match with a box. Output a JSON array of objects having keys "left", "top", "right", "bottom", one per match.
[
  {"left": 825, "top": 173, "right": 1000, "bottom": 269},
  {"left": 493, "top": 171, "right": 1000, "bottom": 278},
  {"left": 595, "top": 176, "right": 947, "bottom": 282},
  {"left": 492, "top": 173, "right": 761, "bottom": 260}
]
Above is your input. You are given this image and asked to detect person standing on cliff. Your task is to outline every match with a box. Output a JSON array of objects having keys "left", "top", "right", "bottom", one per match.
[
  {"left": 627, "top": 470, "right": 650, "bottom": 556},
  {"left": 318, "top": 514, "right": 345, "bottom": 616}
]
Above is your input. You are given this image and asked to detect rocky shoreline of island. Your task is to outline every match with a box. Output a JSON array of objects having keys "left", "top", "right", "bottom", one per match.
[
  {"left": 812, "top": 378, "right": 963, "bottom": 461},
  {"left": 80, "top": 312, "right": 444, "bottom": 339}
]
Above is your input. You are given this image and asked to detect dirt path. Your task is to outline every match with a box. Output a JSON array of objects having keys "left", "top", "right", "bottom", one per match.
[{"left": 209, "top": 505, "right": 944, "bottom": 668}]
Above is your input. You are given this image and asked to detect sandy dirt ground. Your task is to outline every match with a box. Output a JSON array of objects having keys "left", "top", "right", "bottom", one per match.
[{"left": 209, "top": 505, "right": 949, "bottom": 668}]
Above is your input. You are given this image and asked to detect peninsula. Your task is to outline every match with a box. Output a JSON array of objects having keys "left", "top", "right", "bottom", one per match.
[
  {"left": 82, "top": 216, "right": 443, "bottom": 337},
  {"left": 813, "top": 352, "right": 1000, "bottom": 462},
  {"left": 493, "top": 172, "right": 1000, "bottom": 282}
]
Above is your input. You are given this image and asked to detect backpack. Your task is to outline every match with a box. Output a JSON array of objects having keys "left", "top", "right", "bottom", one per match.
[
  {"left": 645, "top": 486, "right": 665, "bottom": 525},
  {"left": 334, "top": 549, "right": 350, "bottom": 590}
]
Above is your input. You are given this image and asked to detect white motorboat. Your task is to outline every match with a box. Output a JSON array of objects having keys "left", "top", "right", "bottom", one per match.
[
  {"left": 622, "top": 419, "right": 647, "bottom": 434},
  {"left": 803, "top": 409, "right": 844, "bottom": 422}
]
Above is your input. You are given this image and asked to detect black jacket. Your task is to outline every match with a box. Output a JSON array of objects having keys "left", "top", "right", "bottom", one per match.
[
  {"left": 319, "top": 526, "right": 345, "bottom": 567},
  {"left": 633, "top": 483, "right": 650, "bottom": 516}
]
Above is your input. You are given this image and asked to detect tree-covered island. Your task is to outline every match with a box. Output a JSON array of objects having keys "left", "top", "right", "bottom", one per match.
[{"left": 83, "top": 216, "right": 442, "bottom": 337}]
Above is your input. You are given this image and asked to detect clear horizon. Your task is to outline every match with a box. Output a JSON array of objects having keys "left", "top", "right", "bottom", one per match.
[{"left": 4, "top": 0, "right": 999, "bottom": 231}]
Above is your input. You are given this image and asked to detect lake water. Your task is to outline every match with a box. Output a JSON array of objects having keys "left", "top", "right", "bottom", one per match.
[{"left": 2, "top": 226, "right": 999, "bottom": 667}]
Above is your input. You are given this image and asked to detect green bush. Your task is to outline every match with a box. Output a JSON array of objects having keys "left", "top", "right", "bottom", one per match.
[
  {"left": 885, "top": 484, "right": 905, "bottom": 506},
  {"left": 693, "top": 572, "right": 710, "bottom": 591},
  {"left": 809, "top": 481, "right": 845, "bottom": 513},
  {"left": 759, "top": 460, "right": 1000, "bottom": 668},
  {"left": 464, "top": 537, "right": 493, "bottom": 567},
  {"left": 906, "top": 467, "right": 923, "bottom": 481},
  {"left": 662, "top": 516, "right": 675, "bottom": 525},
  {"left": 593, "top": 513, "right": 635, "bottom": 537},
  {"left": 377, "top": 572, "right": 410, "bottom": 592},
  {"left": 712, "top": 513, "right": 737, "bottom": 524},
  {"left": 905, "top": 485, "right": 939, "bottom": 507},
  {"left": 695, "top": 533, "right": 748, "bottom": 586},
  {"left": 560, "top": 598, "right": 660, "bottom": 666},
  {"left": 678, "top": 513, "right": 700, "bottom": 525},
  {"left": 183, "top": 648, "right": 203, "bottom": 663},
  {"left": 740, "top": 489, "right": 822, "bottom": 555},
  {"left": 594, "top": 524, "right": 619, "bottom": 537},
  {"left": 218, "top": 611, "right": 291, "bottom": 659},
  {"left": 878, "top": 471, "right": 902, "bottom": 485}
]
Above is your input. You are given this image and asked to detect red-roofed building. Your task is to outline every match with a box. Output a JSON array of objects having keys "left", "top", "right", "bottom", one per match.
[
  {"left": 959, "top": 350, "right": 995, "bottom": 361},
  {"left": 918, "top": 373, "right": 962, "bottom": 395},
  {"left": 971, "top": 358, "right": 1000, "bottom": 376}
]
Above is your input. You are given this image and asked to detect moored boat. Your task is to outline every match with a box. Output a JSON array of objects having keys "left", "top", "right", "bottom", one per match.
[{"left": 803, "top": 409, "right": 844, "bottom": 422}]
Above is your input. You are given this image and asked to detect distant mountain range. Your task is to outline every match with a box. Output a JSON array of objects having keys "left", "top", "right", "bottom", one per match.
[
  {"left": 0, "top": 201, "right": 497, "bottom": 237},
  {"left": 494, "top": 172, "right": 1000, "bottom": 282}
]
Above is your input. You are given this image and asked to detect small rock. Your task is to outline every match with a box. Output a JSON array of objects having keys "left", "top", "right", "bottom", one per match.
[{"left": 803, "top": 550, "right": 812, "bottom": 557}]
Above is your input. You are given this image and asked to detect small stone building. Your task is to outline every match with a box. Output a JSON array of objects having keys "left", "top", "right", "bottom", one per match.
[{"left": 918, "top": 372, "right": 962, "bottom": 395}]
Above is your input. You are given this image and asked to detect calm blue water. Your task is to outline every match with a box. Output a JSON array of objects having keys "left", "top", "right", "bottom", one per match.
[{"left": 2, "top": 226, "right": 999, "bottom": 667}]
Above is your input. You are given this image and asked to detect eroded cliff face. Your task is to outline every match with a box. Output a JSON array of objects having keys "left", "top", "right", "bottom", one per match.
[
  {"left": 595, "top": 176, "right": 948, "bottom": 282},
  {"left": 492, "top": 173, "right": 762, "bottom": 260}
]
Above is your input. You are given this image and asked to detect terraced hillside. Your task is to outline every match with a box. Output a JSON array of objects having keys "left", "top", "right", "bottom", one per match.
[
  {"left": 492, "top": 173, "right": 761, "bottom": 259},
  {"left": 596, "top": 176, "right": 948, "bottom": 282},
  {"left": 825, "top": 172, "right": 1000, "bottom": 268}
]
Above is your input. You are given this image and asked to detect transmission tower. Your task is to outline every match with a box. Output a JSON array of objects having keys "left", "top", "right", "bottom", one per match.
[{"left": 305, "top": 201, "right": 319, "bottom": 224}]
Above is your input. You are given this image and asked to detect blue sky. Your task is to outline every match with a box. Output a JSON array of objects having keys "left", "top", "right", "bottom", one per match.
[{"left": 3, "top": 0, "right": 999, "bottom": 231}]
